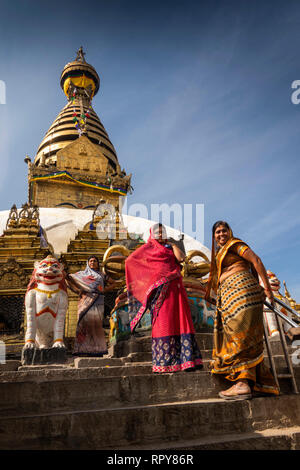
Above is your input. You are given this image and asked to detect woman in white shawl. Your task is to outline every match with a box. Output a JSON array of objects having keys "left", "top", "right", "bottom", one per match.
[{"left": 66, "top": 255, "right": 115, "bottom": 356}]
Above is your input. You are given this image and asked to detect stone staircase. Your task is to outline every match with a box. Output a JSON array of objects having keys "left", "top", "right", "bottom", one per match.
[{"left": 1, "top": 331, "right": 300, "bottom": 450}]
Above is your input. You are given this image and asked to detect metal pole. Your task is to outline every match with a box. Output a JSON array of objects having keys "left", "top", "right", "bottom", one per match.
[
  {"left": 264, "top": 300, "right": 299, "bottom": 328},
  {"left": 275, "top": 314, "right": 299, "bottom": 394},
  {"left": 271, "top": 297, "right": 300, "bottom": 321},
  {"left": 263, "top": 316, "right": 280, "bottom": 391}
]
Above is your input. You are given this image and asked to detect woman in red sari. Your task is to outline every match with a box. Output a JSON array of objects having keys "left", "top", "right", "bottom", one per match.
[{"left": 126, "top": 223, "right": 203, "bottom": 373}]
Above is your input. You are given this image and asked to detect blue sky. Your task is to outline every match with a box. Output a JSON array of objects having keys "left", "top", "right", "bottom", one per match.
[{"left": 0, "top": 0, "right": 300, "bottom": 300}]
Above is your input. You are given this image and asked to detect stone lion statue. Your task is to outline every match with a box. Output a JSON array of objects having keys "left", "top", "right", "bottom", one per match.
[{"left": 24, "top": 256, "right": 68, "bottom": 349}]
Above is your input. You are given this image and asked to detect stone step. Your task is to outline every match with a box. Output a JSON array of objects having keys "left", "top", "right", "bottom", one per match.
[
  {"left": 110, "top": 333, "right": 299, "bottom": 357},
  {"left": 2, "top": 342, "right": 298, "bottom": 371},
  {"left": 2, "top": 332, "right": 299, "bottom": 450},
  {"left": 70, "top": 354, "right": 299, "bottom": 373},
  {"left": 106, "top": 354, "right": 297, "bottom": 374},
  {"left": 1, "top": 339, "right": 299, "bottom": 382},
  {"left": 71, "top": 354, "right": 153, "bottom": 367},
  {"left": 111, "top": 333, "right": 215, "bottom": 356},
  {"left": 122, "top": 347, "right": 299, "bottom": 363},
  {"left": 4, "top": 331, "right": 297, "bottom": 360},
  {"left": 1, "top": 350, "right": 298, "bottom": 373},
  {"left": 0, "top": 370, "right": 222, "bottom": 415},
  {"left": 0, "top": 364, "right": 299, "bottom": 417},
  {"left": 1, "top": 394, "right": 300, "bottom": 450},
  {"left": 0, "top": 360, "right": 21, "bottom": 371},
  {"left": 2, "top": 351, "right": 297, "bottom": 375},
  {"left": 115, "top": 426, "right": 300, "bottom": 451},
  {"left": 265, "top": 339, "right": 299, "bottom": 356}
]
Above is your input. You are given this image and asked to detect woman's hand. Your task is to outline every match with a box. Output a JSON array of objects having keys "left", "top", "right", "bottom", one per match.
[
  {"left": 264, "top": 287, "right": 275, "bottom": 306},
  {"left": 169, "top": 241, "right": 185, "bottom": 263},
  {"left": 205, "top": 296, "right": 216, "bottom": 306},
  {"left": 65, "top": 275, "right": 83, "bottom": 296},
  {"left": 103, "top": 277, "right": 119, "bottom": 292}
]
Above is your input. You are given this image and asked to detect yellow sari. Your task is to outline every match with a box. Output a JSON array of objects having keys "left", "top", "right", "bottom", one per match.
[{"left": 210, "top": 238, "right": 279, "bottom": 395}]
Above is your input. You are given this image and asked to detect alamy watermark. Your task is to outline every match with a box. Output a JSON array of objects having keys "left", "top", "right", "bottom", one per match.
[
  {"left": 0, "top": 340, "right": 5, "bottom": 364},
  {"left": 291, "top": 340, "right": 300, "bottom": 365},
  {"left": 95, "top": 199, "right": 204, "bottom": 243},
  {"left": 0, "top": 80, "right": 6, "bottom": 104}
]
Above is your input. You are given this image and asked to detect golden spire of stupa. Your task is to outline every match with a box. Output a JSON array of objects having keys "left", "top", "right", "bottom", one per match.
[
  {"left": 34, "top": 47, "right": 117, "bottom": 169},
  {"left": 29, "top": 48, "right": 132, "bottom": 210}
]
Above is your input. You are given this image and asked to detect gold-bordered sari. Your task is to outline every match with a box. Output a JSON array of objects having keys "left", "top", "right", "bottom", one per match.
[{"left": 209, "top": 237, "right": 279, "bottom": 395}]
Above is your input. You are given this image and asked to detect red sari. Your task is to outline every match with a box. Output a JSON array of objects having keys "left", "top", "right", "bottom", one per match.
[{"left": 125, "top": 229, "right": 203, "bottom": 373}]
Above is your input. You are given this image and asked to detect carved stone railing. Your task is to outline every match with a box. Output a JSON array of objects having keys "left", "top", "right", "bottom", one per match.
[{"left": 5, "top": 203, "right": 40, "bottom": 234}]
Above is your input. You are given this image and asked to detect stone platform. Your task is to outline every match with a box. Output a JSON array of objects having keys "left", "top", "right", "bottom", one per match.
[
  {"left": 21, "top": 347, "right": 67, "bottom": 365},
  {"left": 0, "top": 331, "right": 300, "bottom": 450}
]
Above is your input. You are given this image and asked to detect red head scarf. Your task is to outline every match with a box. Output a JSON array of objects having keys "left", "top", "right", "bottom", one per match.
[{"left": 125, "top": 224, "right": 181, "bottom": 305}]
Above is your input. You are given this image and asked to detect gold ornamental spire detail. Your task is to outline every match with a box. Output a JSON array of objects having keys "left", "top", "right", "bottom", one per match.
[{"left": 75, "top": 46, "right": 87, "bottom": 63}]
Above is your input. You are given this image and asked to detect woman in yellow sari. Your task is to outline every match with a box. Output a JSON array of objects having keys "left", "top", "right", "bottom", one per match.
[{"left": 205, "top": 221, "right": 279, "bottom": 400}]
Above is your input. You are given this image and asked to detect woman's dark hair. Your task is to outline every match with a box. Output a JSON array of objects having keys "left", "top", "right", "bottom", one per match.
[
  {"left": 205, "top": 221, "right": 233, "bottom": 301},
  {"left": 152, "top": 222, "right": 165, "bottom": 231},
  {"left": 212, "top": 220, "right": 232, "bottom": 236},
  {"left": 205, "top": 221, "right": 232, "bottom": 301},
  {"left": 152, "top": 223, "right": 167, "bottom": 237}
]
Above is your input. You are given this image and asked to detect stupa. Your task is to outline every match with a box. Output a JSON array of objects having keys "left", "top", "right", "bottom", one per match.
[{"left": 26, "top": 46, "right": 132, "bottom": 210}]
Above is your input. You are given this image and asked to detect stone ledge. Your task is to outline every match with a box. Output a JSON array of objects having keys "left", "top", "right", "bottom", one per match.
[
  {"left": 114, "top": 425, "right": 300, "bottom": 451},
  {"left": 1, "top": 395, "right": 300, "bottom": 450},
  {"left": 0, "top": 367, "right": 299, "bottom": 418},
  {"left": 0, "top": 360, "right": 21, "bottom": 371},
  {"left": 21, "top": 347, "right": 67, "bottom": 365},
  {"left": 74, "top": 357, "right": 123, "bottom": 368},
  {"left": 18, "top": 364, "right": 71, "bottom": 371}
]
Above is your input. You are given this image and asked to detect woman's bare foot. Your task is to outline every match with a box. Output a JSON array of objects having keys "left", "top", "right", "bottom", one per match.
[{"left": 219, "top": 380, "right": 252, "bottom": 400}]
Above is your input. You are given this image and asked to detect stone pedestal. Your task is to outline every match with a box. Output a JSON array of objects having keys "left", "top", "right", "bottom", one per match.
[{"left": 21, "top": 347, "right": 67, "bottom": 365}]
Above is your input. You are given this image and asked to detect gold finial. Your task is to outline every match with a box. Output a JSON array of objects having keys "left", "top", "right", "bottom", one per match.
[
  {"left": 6, "top": 204, "right": 19, "bottom": 230},
  {"left": 24, "top": 155, "right": 31, "bottom": 166},
  {"left": 283, "top": 281, "right": 297, "bottom": 308},
  {"left": 24, "top": 156, "right": 32, "bottom": 206},
  {"left": 283, "top": 280, "right": 291, "bottom": 298},
  {"left": 75, "top": 46, "right": 86, "bottom": 63}
]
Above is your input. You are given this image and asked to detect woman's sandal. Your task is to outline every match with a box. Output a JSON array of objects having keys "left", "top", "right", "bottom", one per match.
[{"left": 219, "top": 383, "right": 252, "bottom": 401}]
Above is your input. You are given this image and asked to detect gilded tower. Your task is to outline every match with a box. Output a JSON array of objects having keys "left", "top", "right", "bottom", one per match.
[{"left": 27, "top": 47, "right": 132, "bottom": 210}]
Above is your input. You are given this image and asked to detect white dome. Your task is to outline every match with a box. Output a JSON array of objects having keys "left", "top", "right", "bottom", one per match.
[{"left": 0, "top": 208, "right": 211, "bottom": 260}]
